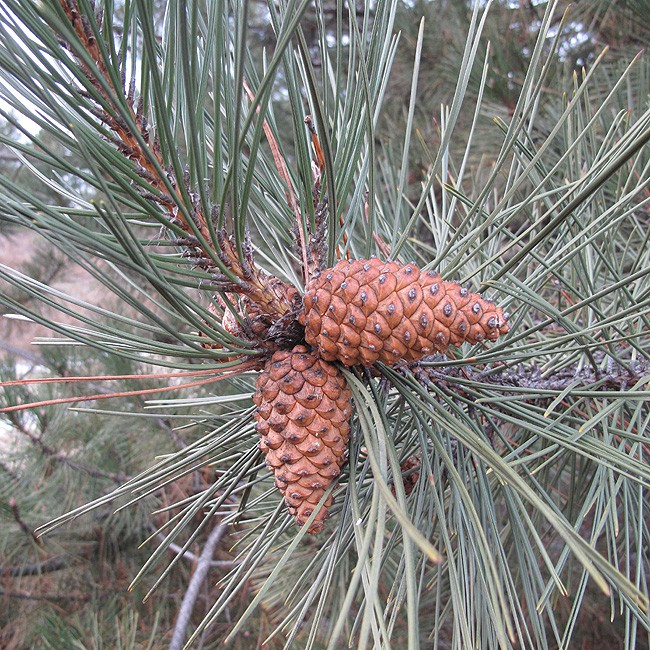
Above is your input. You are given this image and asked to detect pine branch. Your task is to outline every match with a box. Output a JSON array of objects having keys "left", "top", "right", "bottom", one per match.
[
  {"left": 0, "top": 588, "right": 91, "bottom": 602},
  {"left": 0, "top": 556, "right": 70, "bottom": 577},
  {"left": 57, "top": 0, "right": 211, "bottom": 241},
  {"left": 412, "top": 354, "right": 649, "bottom": 397},
  {"left": 6, "top": 413, "right": 129, "bottom": 482},
  {"left": 8, "top": 497, "right": 41, "bottom": 545},
  {"left": 55, "top": 0, "right": 302, "bottom": 328},
  {"left": 168, "top": 522, "right": 229, "bottom": 650},
  {"left": 157, "top": 536, "right": 236, "bottom": 570},
  {"left": 1, "top": 0, "right": 648, "bottom": 646}
]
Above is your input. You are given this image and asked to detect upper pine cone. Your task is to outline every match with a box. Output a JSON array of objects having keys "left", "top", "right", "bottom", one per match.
[
  {"left": 253, "top": 345, "right": 352, "bottom": 533},
  {"left": 301, "top": 258, "right": 509, "bottom": 367}
]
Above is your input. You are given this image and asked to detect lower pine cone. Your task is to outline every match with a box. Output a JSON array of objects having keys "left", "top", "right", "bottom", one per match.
[{"left": 253, "top": 345, "right": 352, "bottom": 533}]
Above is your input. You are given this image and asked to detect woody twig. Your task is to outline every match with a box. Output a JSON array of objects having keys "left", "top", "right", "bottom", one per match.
[{"left": 56, "top": 1, "right": 296, "bottom": 322}]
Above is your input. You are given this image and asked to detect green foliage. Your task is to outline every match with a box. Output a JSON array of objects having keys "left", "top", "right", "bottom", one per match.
[{"left": 0, "top": 0, "right": 649, "bottom": 648}]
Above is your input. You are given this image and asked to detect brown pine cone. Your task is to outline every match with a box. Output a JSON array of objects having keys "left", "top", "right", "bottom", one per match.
[
  {"left": 253, "top": 345, "right": 352, "bottom": 533},
  {"left": 300, "top": 258, "right": 510, "bottom": 367}
]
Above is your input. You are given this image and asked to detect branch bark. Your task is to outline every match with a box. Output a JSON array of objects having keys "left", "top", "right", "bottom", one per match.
[
  {"left": 7, "top": 417, "right": 128, "bottom": 483},
  {"left": 0, "top": 556, "right": 70, "bottom": 577},
  {"left": 168, "top": 523, "right": 229, "bottom": 650},
  {"left": 0, "top": 588, "right": 90, "bottom": 602},
  {"left": 412, "top": 355, "right": 649, "bottom": 396}
]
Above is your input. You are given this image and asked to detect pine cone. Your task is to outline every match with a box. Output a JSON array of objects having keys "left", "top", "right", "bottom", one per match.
[
  {"left": 253, "top": 345, "right": 352, "bottom": 533},
  {"left": 301, "top": 258, "right": 510, "bottom": 367}
]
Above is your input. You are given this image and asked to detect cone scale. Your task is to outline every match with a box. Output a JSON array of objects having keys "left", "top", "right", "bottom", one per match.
[{"left": 301, "top": 258, "right": 509, "bottom": 367}]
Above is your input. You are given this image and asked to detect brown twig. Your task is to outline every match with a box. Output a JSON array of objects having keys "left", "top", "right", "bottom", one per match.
[
  {"left": 0, "top": 588, "right": 91, "bottom": 602},
  {"left": 8, "top": 498, "right": 41, "bottom": 546},
  {"left": 305, "top": 115, "right": 342, "bottom": 272},
  {"left": 6, "top": 416, "right": 128, "bottom": 483},
  {"left": 0, "top": 556, "right": 70, "bottom": 577},
  {"left": 58, "top": 0, "right": 213, "bottom": 243},
  {"left": 56, "top": 1, "right": 299, "bottom": 324},
  {"left": 410, "top": 355, "right": 649, "bottom": 399}
]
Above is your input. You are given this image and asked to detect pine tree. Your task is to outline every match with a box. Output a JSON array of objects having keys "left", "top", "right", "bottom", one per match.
[{"left": 0, "top": 0, "right": 649, "bottom": 648}]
